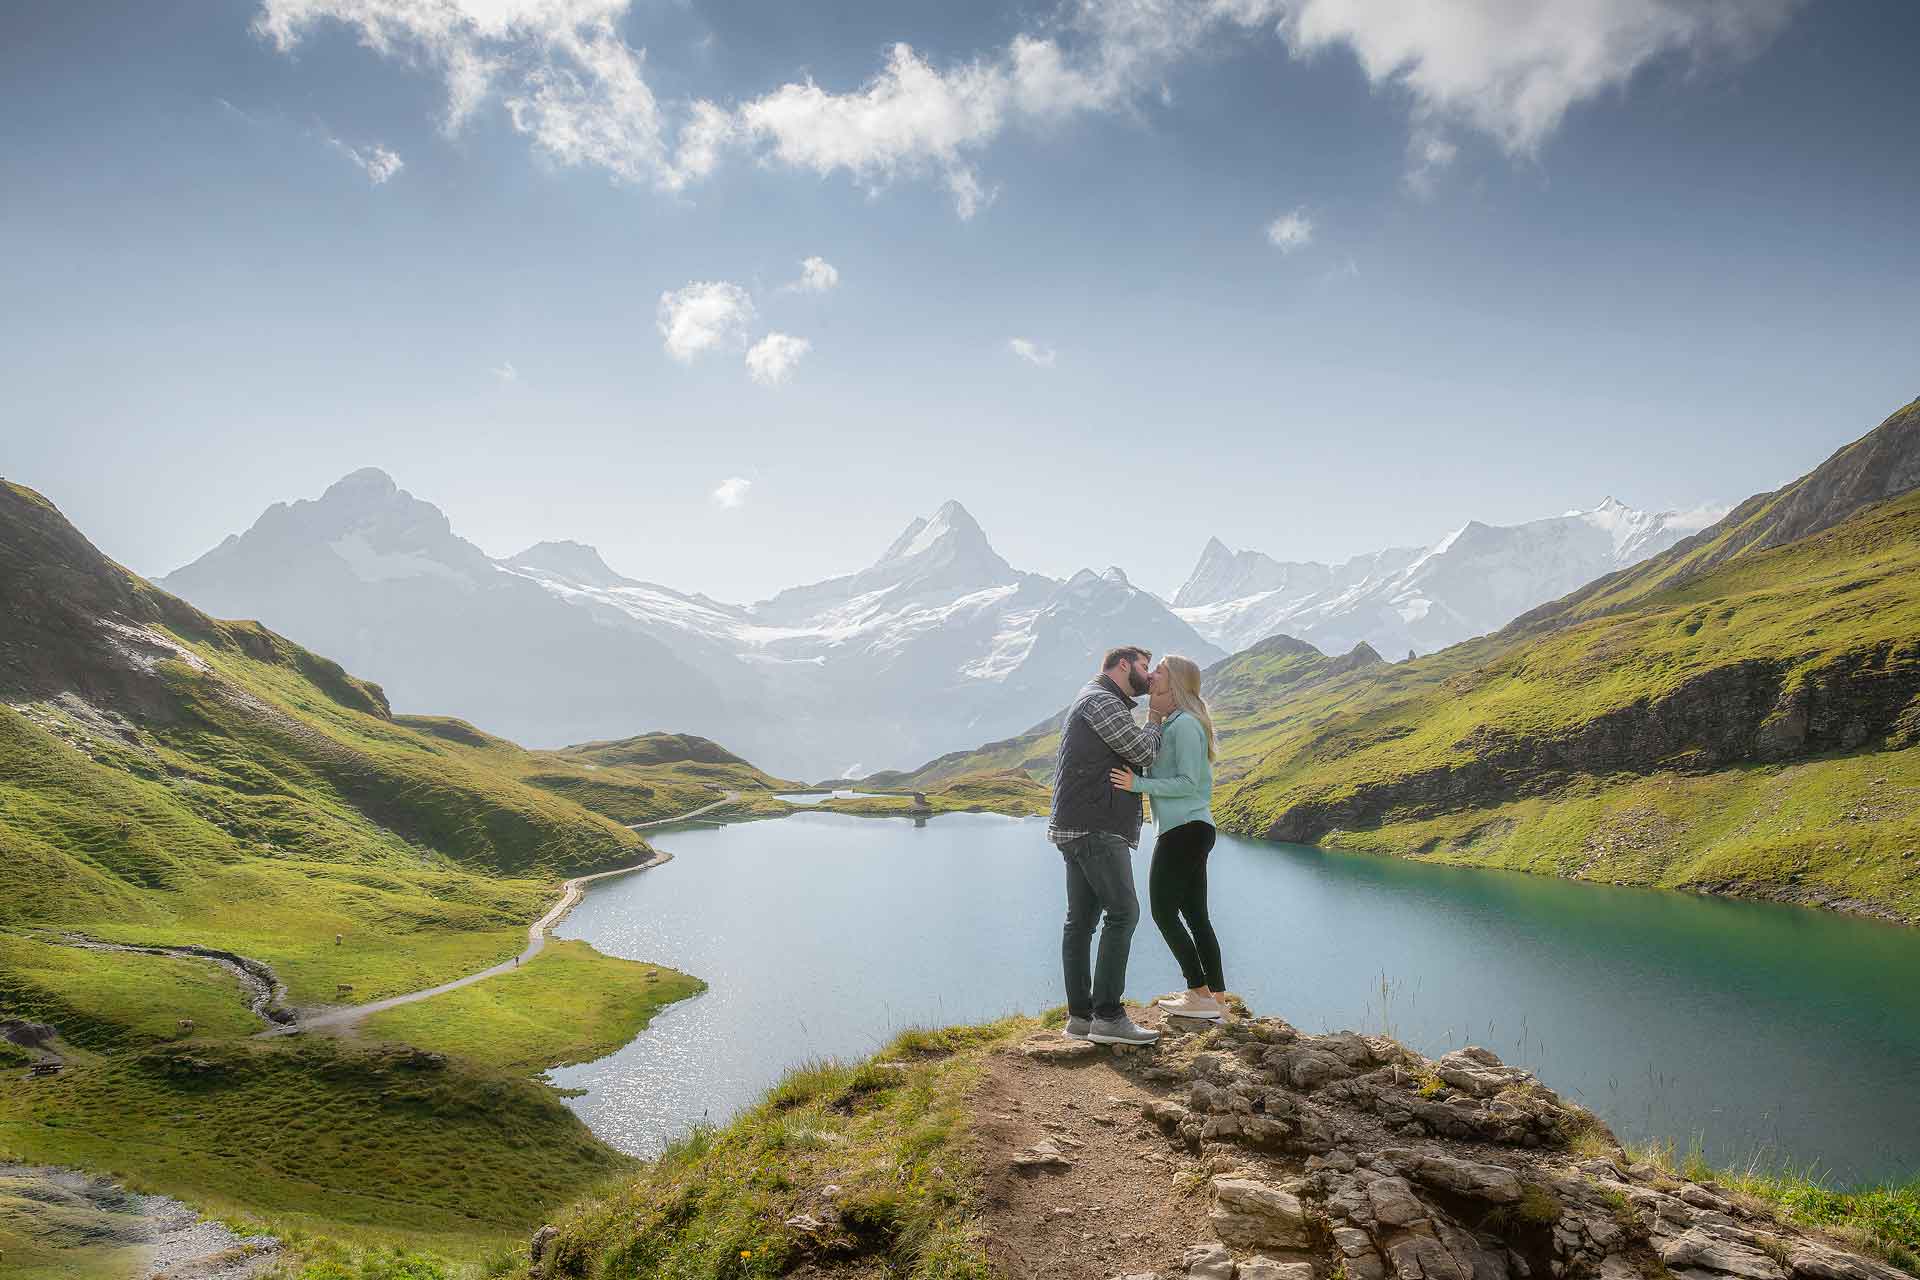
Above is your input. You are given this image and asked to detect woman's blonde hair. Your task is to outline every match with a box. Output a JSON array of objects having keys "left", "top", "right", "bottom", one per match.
[{"left": 1161, "top": 654, "right": 1217, "bottom": 762}]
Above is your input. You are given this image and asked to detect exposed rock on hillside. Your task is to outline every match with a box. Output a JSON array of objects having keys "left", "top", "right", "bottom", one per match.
[{"left": 985, "top": 1005, "right": 1907, "bottom": 1280}]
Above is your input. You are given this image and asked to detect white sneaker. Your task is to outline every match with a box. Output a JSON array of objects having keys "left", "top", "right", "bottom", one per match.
[{"left": 1156, "top": 993, "right": 1223, "bottom": 1021}]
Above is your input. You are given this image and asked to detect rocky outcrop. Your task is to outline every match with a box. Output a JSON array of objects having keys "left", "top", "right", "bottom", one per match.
[
  {"left": 1107, "top": 1008, "right": 1904, "bottom": 1280},
  {"left": 1261, "top": 637, "right": 1920, "bottom": 847}
]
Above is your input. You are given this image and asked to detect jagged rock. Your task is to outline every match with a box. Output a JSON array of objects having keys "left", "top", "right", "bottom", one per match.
[
  {"left": 1333, "top": 1225, "right": 1389, "bottom": 1280},
  {"left": 1385, "top": 1150, "right": 1524, "bottom": 1203},
  {"left": 1788, "top": 1241, "right": 1910, "bottom": 1280},
  {"left": 784, "top": 1212, "right": 831, "bottom": 1233},
  {"left": 1212, "top": 1176, "right": 1315, "bottom": 1250},
  {"left": 1367, "top": 1177, "right": 1429, "bottom": 1229},
  {"left": 1240, "top": 1257, "right": 1318, "bottom": 1280},
  {"left": 1596, "top": 1256, "right": 1639, "bottom": 1280},
  {"left": 528, "top": 1225, "right": 558, "bottom": 1277},
  {"left": 1433, "top": 1048, "right": 1535, "bottom": 1098},
  {"left": 1384, "top": 1230, "right": 1476, "bottom": 1280},
  {"left": 1658, "top": 1228, "right": 1787, "bottom": 1280},
  {"left": 1183, "top": 1241, "right": 1236, "bottom": 1279},
  {"left": 1271, "top": 1046, "right": 1355, "bottom": 1090}
]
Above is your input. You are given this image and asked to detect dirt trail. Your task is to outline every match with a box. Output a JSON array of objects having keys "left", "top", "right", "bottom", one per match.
[
  {"left": 262, "top": 790, "right": 738, "bottom": 1036},
  {"left": 973, "top": 1004, "right": 1216, "bottom": 1280},
  {"left": 0, "top": 1163, "right": 279, "bottom": 1280}
]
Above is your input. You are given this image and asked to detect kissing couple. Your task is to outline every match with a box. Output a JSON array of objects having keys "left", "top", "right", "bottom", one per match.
[{"left": 1047, "top": 645, "right": 1225, "bottom": 1046}]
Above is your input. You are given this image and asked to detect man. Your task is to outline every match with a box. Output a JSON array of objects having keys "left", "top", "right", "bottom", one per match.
[{"left": 1048, "top": 645, "right": 1165, "bottom": 1046}]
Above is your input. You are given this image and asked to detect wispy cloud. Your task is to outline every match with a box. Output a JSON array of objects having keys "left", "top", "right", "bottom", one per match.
[
  {"left": 1008, "top": 338, "right": 1056, "bottom": 368},
  {"left": 745, "top": 333, "right": 811, "bottom": 386},
  {"left": 1265, "top": 208, "right": 1313, "bottom": 252},
  {"left": 782, "top": 256, "right": 840, "bottom": 294},
  {"left": 657, "top": 281, "right": 755, "bottom": 363},
  {"left": 1404, "top": 129, "right": 1459, "bottom": 197},
  {"left": 331, "top": 138, "right": 404, "bottom": 184},
  {"left": 257, "top": 0, "right": 1803, "bottom": 208},
  {"left": 711, "top": 475, "right": 752, "bottom": 508},
  {"left": 491, "top": 361, "right": 518, "bottom": 383}
]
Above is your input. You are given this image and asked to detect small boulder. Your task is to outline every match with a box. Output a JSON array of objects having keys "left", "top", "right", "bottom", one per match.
[
  {"left": 1012, "top": 1139, "right": 1074, "bottom": 1171},
  {"left": 1240, "top": 1258, "right": 1317, "bottom": 1280},
  {"left": 1183, "top": 1242, "right": 1237, "bottom": 1280}
]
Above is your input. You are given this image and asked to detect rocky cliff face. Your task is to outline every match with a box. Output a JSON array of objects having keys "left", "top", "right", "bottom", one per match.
[{"left": 1262, "top": 637, "right": 1920, "bottom": 846}]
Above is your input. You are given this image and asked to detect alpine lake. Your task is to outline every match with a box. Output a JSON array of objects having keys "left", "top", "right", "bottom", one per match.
[{"left": 552, "top": 811, "right": 1920, "bottom": 1185}]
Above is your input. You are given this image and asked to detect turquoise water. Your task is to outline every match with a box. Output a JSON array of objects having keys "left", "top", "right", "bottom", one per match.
[{"left": 552, "top": 811, "right": 1920, "bottom": 1183}]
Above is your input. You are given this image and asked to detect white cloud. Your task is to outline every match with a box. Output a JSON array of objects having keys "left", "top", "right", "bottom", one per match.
[
  {"left": 784, "top": 256, "right": 840, "bottom": 294},
  {"left": 491, "top": 361, "right": 518, "bottom": 382},
  {"left": 332, "top": 139, "right": 405, "bottom": 184},
  {"left": 1008, "top": 338, "right": 1056, "bottom": 368},
  {"left": 1265, "top": 207, "right": 1313, "bottom": 252},
  {"left": 258, "top": 0, "right": 1802, "bottom": 207},
  {"left": 1280, "top": 0, "right": 1802, "bottom": 158},
  {"left": 711, "top": 475, "right": 752, "bottom": 508},
  {"left": 657, "top": 281, "right": 755, "bottom": 363},
  {"left": 745, "top": 332, "right": 811, "bottom": 386}
]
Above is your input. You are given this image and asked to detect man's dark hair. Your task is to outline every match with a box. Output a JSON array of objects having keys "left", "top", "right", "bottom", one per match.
[{"left": 1101, "top": 645, "right": 1152, "bottom": 671}]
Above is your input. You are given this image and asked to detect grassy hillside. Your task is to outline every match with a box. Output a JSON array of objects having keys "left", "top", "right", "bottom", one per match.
[
  {"left": 0, "top": 479, "right": 778, "bottom": 1005},
  {"left": 1214, "top": 484, "right": 1920, "bottom": 919},
  {"left": 0, "top": 1038, "right": 633, "bottom": 1252},
  {"left": 0, "top": 480, "right": 731, "bottom": 1263}
]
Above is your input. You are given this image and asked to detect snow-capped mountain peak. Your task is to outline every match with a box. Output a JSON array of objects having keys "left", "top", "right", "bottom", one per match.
[{"left": 1173, "top": 496, "right": 1727, "bottom": 659}]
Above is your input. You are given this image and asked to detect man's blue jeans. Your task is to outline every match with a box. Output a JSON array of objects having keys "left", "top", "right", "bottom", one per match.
[{"left": 1059, "top": 832, "right": 1139, "bottom": 1022}]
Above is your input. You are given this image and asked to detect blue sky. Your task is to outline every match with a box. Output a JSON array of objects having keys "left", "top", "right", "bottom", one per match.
[{"left": 4, "top": 0, "right": 1916, "bottom": 600}]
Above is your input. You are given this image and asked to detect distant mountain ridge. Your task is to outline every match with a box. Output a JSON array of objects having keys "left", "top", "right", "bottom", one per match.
[
  {"left": 162, "top": 480, "right": 1219, "bottom": 778},
  {"left": 1175, "top": 497, "right": 1725, "bottom": 657}
]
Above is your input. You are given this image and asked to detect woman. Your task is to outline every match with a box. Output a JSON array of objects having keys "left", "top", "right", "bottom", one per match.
[{"left": 1109, "top": 654, "right": 1225, "bottom": 1021}]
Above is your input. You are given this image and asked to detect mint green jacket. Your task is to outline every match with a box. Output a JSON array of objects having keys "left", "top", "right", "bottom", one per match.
[{"left": 1126, "top": 710, "right": 1214, "bottom": 832}]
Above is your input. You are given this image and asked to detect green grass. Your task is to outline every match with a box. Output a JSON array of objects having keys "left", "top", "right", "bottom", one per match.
[
  {"left": 0, "top": 1173, "right": 156, "bottom": 1280},
  {"left": 361, "top": 939, "right": 704, "bottom": 1075},
  {"left": 0, "top": 1038, "right": 633, "bottom": 1256},
  {"left": 519, "top": 1018, "right": 1030, "bottom": 1280},
  {"left": 0, "top": 934, "right": 265, "bottom": 1049}
]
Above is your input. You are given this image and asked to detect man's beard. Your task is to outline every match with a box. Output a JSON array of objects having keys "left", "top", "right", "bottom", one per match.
[{"left": 1128, "top": 667, "right": 1152, "bottom": 696}]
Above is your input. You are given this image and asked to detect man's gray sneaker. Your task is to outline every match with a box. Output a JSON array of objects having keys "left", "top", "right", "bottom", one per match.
[
  {"left": 1062, "top": 1016, "right": 1091, "bottom": 1040},
  {"left": 1087, "top": 1014, "right": 1159, "bottom": 1046}
]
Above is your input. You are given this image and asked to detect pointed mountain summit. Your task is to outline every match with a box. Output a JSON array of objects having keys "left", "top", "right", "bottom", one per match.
[
  {"left": 503, "top": 540, "right": 636, "bottom": 590},
  {"left": 157, "top": 470, "right": 726, "bottom": 751},
  {"left": 757, "top": 499, "right": 1019, "bottom": 622}
]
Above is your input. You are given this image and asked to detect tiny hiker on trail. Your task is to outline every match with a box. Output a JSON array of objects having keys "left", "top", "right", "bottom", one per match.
[{"left": 1048, "top": 645, "right": 1164, "bottom": 1047}]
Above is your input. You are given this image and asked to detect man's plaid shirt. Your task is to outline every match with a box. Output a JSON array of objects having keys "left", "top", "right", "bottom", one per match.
[{"left": 1047, "top": 676, "right": 1162, "bottom": 849}]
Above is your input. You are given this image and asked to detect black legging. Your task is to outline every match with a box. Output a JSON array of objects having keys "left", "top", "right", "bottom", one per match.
[{"left": 1149, "top": 820, "right": 1223, "bottom": 992}]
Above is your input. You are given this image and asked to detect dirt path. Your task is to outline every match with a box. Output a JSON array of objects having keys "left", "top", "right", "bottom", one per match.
[
  {"left": 264, "top": 790, "right": 739, "bottom": 1036},
  {"left": 972, "top": 1004, "right": 1217, "bottom": 1280},
  {"left": 1, "top": 1163, "right": 279, "bottom": 1280}
]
